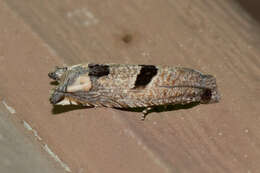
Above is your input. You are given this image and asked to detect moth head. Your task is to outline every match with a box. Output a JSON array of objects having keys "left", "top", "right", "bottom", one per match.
[
  {"left": 48, "top": 66, "right": 68, "bottom": 81},
  {"left": 49, "top": 65, "right": 92, "bottom": 105}
]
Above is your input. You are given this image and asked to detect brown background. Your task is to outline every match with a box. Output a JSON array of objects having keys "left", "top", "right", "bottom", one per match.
[{"left": 0, "top": 0, "right": 259, "bottom": 172}]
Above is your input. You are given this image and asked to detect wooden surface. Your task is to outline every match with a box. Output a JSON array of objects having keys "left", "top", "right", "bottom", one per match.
[{"left": 0, "top": 0, "right": 259, "bottom": 172}]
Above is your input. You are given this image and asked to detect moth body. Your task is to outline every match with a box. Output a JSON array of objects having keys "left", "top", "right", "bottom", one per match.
[{"left": 49, "top": 63, "right": 220, "bottom": 118}]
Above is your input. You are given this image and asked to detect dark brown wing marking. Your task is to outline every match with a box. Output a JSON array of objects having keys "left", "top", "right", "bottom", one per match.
[
  {"left": 133, "top": 65, "right": 158, "bottom": 89},
  {"left": 88, "top": 64, "right": 110, "bottom": 78}
]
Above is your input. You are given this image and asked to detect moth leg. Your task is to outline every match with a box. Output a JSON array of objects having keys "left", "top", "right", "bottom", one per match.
[{"left": 142, "top": 107, "right": 152, "bottom": 120}]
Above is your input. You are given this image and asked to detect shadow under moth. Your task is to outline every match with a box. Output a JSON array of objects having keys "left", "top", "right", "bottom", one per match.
[{"left": 49, "top": 63, "right": 220, "bottom": 120}]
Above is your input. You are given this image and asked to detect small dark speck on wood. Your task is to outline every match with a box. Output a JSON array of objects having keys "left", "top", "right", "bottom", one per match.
[{"left": 122, "top": 34, "right": 133, "bottom": 44}]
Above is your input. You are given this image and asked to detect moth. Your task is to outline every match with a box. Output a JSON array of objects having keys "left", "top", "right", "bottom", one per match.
[{"left": 49, "top": 63, "right": 220, "bottom": 120}]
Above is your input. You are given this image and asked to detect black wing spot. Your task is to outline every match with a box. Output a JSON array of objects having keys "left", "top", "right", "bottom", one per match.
[
  {"left": 134, "top": 65, "right": 158, "bottom": 88},
  {"left": 88, "top": 64, "right": 110, "bottom": 78},
  {"left": 201, "top": 89, "right": 212, "bottom": 103}
]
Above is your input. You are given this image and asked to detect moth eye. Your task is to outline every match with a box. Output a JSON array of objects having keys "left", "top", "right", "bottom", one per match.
[
  {"left": 201, "top": 89, "right": 212, "bottom": 103},
  {"left": 48, "top": 72, "right": 57, "bottom": 80},
  {"left": 48, "top": 67, "right": 68, "bottom": 81}
]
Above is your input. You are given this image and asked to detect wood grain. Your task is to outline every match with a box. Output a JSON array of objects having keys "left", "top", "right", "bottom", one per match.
[{"left": 1, "top": 0, "right": 259, "bottom": 172}]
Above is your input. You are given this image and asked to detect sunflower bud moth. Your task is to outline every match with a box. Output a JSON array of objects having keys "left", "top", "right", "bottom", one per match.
[{"left": 49, "top": 63, "right": 220, "bottom": 120}]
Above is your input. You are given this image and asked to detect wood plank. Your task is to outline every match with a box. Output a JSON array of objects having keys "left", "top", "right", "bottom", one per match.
[{"left": 1, "top": 0, "right": 260, "bottom": 172}]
